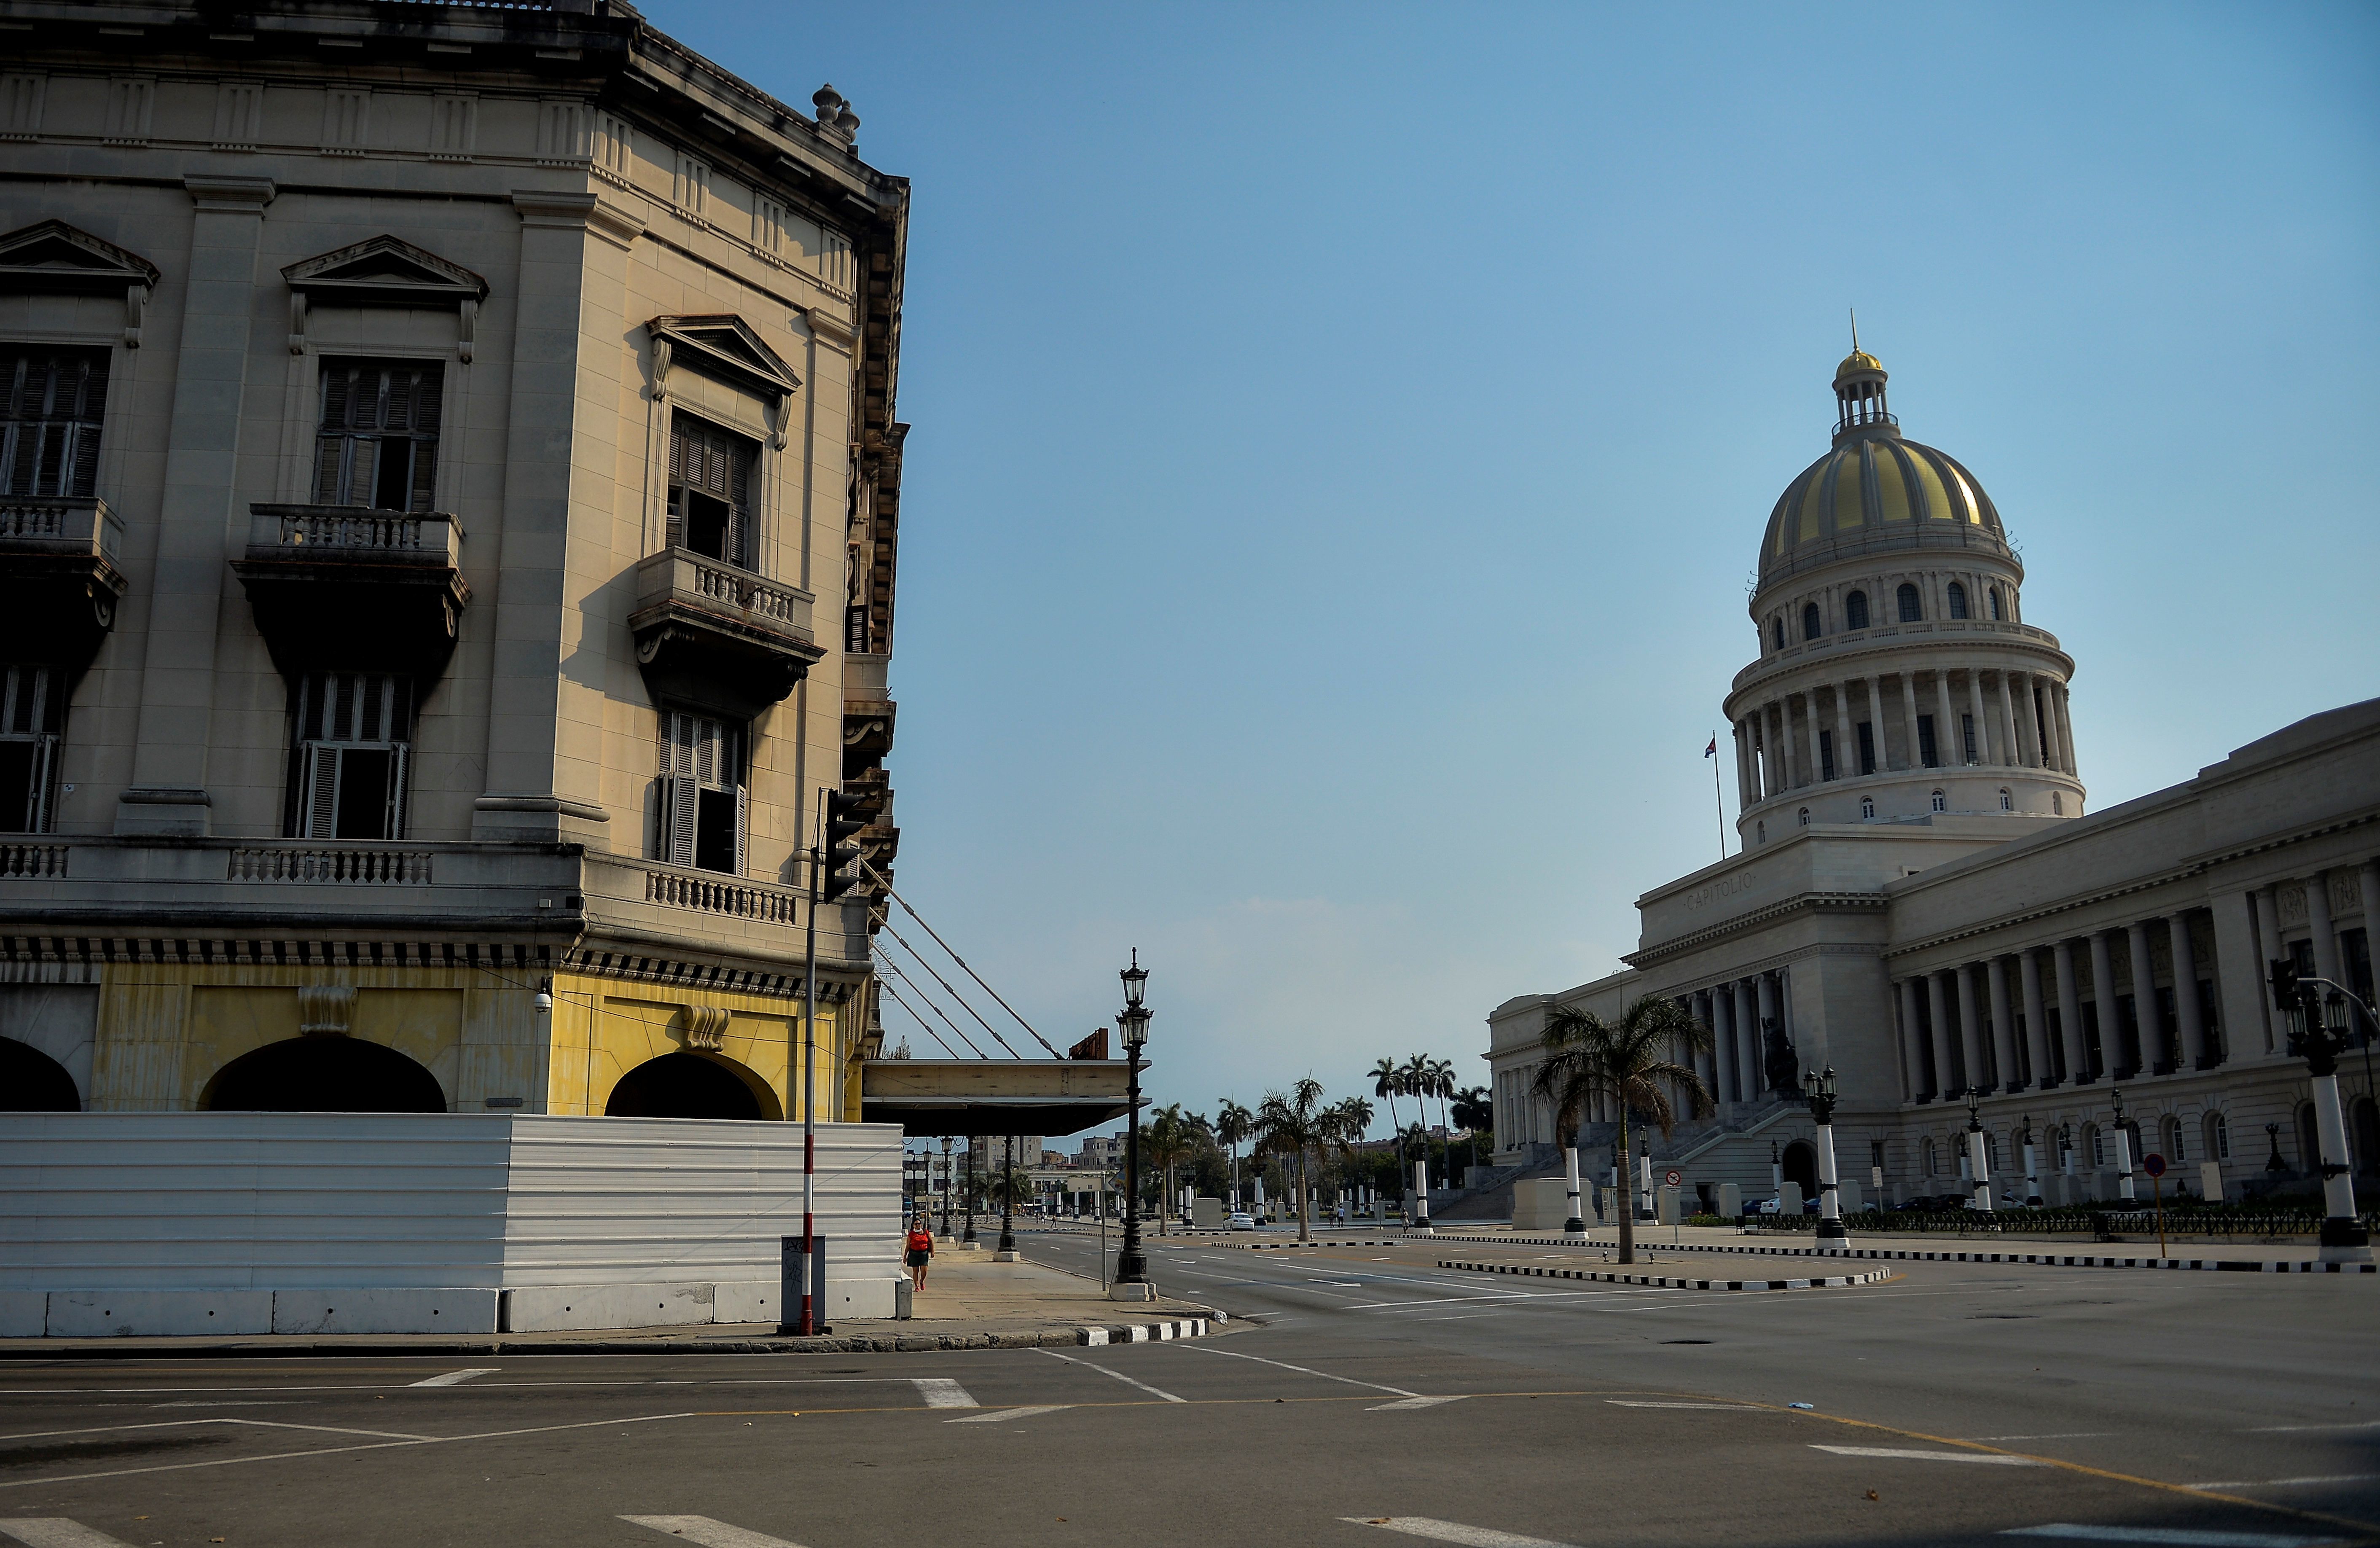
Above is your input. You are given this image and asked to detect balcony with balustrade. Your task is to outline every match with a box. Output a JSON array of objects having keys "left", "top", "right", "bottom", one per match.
[
  {"left": 231, "top": 504, "right": 471, "bottom": 677},
  {"left": 629, "top": 547, "right": 825, "bottom": 720},
  {"left": 0, "top": 494, "right": 129, "bottom": 670}
]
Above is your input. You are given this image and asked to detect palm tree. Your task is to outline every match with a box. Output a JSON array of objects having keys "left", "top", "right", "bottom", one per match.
[
  {"left": 1450, "top": 1083, "right": 1493, "bottom": 1177},
  {"left": 1326, "top": 1096, "right": 1374, "bottom": 1221},
  {"left": 1427, "top": 1055, "right": 1457, "bottom": 1171},
  {"left": 986, "top": 1161, "right": 1035, "bottom": 1213},
  {"left": 1530, "top": 994, "right": 1709, "bottom": 1264},
  {"left": 1254, "top": 1078, "right": 1329, "bottom": 1243},
  {"left": 1400, "top": 1053, "right": 1439, "bottom": 1184},
  {"left": 1369, "top": 1057, "right": 1405, "bottom": 1152},
  {"left": 1143, "top": 1103, "right": 1195, "bottom": 1234},
  {"left": 1215, "top": 1099, "right": 1254, "bottom": 1209}
]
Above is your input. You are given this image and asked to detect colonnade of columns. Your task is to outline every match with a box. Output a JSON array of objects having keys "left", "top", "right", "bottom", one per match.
[
  {"left": 1682, "top": 971, "right": 1792, "bottom": 1107},
  {"left": 1733, "top": 666, "right": 2074, "bottom": 807},
  {"left": 2240, "top": 861, "right": 2380, "bottom": 1056},
  {"left": 1896, "top": 910, "right": 2220, "bottom": 1103}
]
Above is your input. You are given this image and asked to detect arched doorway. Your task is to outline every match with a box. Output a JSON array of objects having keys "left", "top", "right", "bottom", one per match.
[
  {"left": 201, "top": 1037, "right": 445, "bottom": 1113},
  {"left": 605, "top": 1052, "right": 780, "bottom": 1120},
  {"left": 0, "top": 1037, "right": 79, "bottom": 1111},
  {"left": 1781, "top": 1138, "right": 1818, "bottom": 1200}
]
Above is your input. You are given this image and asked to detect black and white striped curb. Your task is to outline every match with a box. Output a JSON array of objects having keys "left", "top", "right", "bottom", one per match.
[
  {"left": 1427, "top": 1234, "right": 2377, "bottom": 1274},
  {"left": 1232, "top": 1240, "right": 1413, "bottom": 1250},
  {"left": 1439, "top": 1258, "right": 1889, "bottom": 1293},
  {"left": 1077, "top": 1315, "right": 1220, "bottom": 1346}
]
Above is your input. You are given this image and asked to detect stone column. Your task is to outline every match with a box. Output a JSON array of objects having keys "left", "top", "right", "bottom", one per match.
[
  {"left": 2253, "top": 884, "right": 2286, "bottom": 1054},
  {"left": 1987, "top": 956, "right": 2019, "bottom": 1092},
  {"left": 1711, "top": 986, "right": 1738, "bottom": 1104},
  {"left": 2021, "top": 946, "right": 2054, "bottom": 1087},
  {"left": 1969, "top": 672, "right": 1996, "bottom": 765},
  {"left": 1867, "top": 675, "right": 1889, "bottom": 771},
  {"left": 2127, "top": 921, "right": 2166, "bottom": 1074},
  {"left": 2361, "top": 863, "right": 2380, "bottom": 1043},
  {"left": 1779, "top": 696, "right": 1800, "bottom": 791},
  {"left": 1899, "top": 978, "right": 1928, "bottom": 1102},
  {"left": 1754, "top": 973, "right": 1780, "bottom": 1097},
  {"left": 117, "top": 175, "right": 278, "bottom": 835},
  {"left": 1734, "top": 979, "right": 1760, "bottom": 1102},
  {"left": 1926, "top": 971, "right": 1958, "bottom": 1100},
  {"left": 2087, "top": 930, "right": 2122, "bottom": 1078},
  {"left": 2036, "top": 679, "right": 2064, "bottom": 774},
  {"left": 2054, "top": 682, "right": 2078, "bottom": 776},
  {"left": 2305, "top": 871, "right": 2343, "bottom": 986},
  {"left": 1956, "top": 963, "right": 1988, "bottom": 1092},
  {"left": 2170, "top": 912, "right": 2208, "bottom": 1069},
  {"left": 1901, "top": 672, "right": 1924, "bottom": 774},
  {"left": 1734, "top": 722, "right": 1754, "bottom": 812},
  {"left": 1830, "top": 681, "right": 1853, "bottom": 777},
  {"left": 1934, "top": 671, "right": 1961, "bottom": 766},
  {"left": 2054, "top": 938, "right": 2090, "bottom": 1084},
  {"left": 1997, "top": 672, "right": 2023, "bottom": 769}
]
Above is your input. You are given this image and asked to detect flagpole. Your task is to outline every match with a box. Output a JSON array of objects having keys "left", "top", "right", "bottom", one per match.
[{"left": 1709, "top": 730, "right": 1728, "bottom": 861}]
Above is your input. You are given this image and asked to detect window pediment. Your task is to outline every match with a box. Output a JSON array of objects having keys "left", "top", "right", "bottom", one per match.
[
  {"left": 648, "top": 314, "right": 800, "bottom": 400},
  {"left": 283, "top": 235, "right": 489, "bottom": 307},
  {"left": 0, "top": 220, "right": 160, "bottom": 294}
]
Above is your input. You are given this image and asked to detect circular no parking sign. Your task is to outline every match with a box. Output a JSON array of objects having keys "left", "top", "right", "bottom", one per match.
[
  {"left": 2142, "top": 1153, "right": 2167, "bottom": 1179},
  {"left": 1664, "top": 1169, "right": 1682, "bottom": 1187}
]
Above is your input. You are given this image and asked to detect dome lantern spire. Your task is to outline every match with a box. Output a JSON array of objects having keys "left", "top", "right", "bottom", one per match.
[{"left": 1832, "top": 314, "right": 1893, "bottom": 442}]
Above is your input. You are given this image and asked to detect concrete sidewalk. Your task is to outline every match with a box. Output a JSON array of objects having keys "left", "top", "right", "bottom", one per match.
[{"left": 0, "top": 1255, "right": 1225, "bottom": 1359}]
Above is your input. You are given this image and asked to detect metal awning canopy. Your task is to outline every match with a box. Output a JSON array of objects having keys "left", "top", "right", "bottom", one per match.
[{"left": 859, "top": 1059, "right": 1135, "bottom": 1138}]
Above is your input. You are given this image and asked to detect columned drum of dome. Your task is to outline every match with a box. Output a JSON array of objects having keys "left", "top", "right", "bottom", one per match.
[{"left": 1725, "top": 352, "right": 2085, "bottom": 841}]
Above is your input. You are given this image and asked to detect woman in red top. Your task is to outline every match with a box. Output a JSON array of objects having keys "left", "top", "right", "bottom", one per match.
[{"left": 904, "top": 1217, "right": 935, "bottom": 1292}]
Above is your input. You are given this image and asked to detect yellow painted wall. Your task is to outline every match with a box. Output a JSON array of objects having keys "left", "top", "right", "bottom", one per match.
[{"left": 542, "top": 970, "right": 851, "bottom": 1120}]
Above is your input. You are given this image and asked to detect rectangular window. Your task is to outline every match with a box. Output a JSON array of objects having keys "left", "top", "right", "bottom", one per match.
[
  {"left": 655, "top": 707, "right": 744, "bottom": 875},
  {"left": 2199, "top": 978, "right": 2223, "bottom": 1063},
  {"left": 1961, "top": 713, "right": 1978, "bottom": 763},
  {"left": 667, "top": 412, "right": 755, "bottom": 568},
  {"left": 1818, "top": 729, "right": 1835, "bottom": 782},
  {"left": 313, "top": 358, "right": 443, "bottom": 511},
  {"left": 1856, "top": 720, "right": 1876, "bottom": 776},
  {"left": 289, "top": 672, "right": 413, "bottom": 840},
  {"left": 2081, "top": 1002, "right": 2104, "bottom": 1078},
  {"left": 0, "top": 347, "right": 108, "bottom": 498},
  {"left": 1916, "top": 714, "right": 1939, "bottom": 768},
  {"left": 0, "top": 663, "right": 64, "bottom": 833}
]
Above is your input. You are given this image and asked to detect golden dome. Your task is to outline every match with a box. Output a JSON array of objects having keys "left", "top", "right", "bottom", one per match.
[
  {"left": 1758, "top": 434, "right": 2008, "bottom": 586},
  {"left": 1835, "top": 349, "right": 1883, "bottom": 382}
]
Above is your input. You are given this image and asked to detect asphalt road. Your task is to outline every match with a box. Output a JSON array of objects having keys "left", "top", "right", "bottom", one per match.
[{"left": 2, "top": 1228, "right": 2374, "bottom": 1548}]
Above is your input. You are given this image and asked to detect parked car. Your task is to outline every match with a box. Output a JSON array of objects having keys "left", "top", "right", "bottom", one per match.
[{"left": 1225, "top": 1212, "right": 1257, "bottom": 1231}]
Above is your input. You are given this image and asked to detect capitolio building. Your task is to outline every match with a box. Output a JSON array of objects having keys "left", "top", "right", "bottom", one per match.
[{"left": 1486, "top": 349, "right": 2380, "bottom": 1214}]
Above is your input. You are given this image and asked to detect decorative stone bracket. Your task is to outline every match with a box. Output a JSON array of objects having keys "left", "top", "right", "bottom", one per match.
[
  {"left": 298, "top": 984, "right": 356, "bottom": 1037},
  {"left": 681, "top": 1004, "right": 730, "bottom": 1051}
]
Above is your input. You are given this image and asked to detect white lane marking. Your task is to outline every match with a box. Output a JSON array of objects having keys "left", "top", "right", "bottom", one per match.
[
  {"left": 0, "top": 1521, "right": 143, "bottom": 1548},
  {"left": 0, "top": 1411, "right": 692, "bottom": 1491},
  {"left": 2183, "top": 1475, "right": 2380, "bottom": 1492},
  {"left": 410, "top": 1368, "right": 500, "bottom": 1388},
  {"left": 2240, "top": 1420, "right": 2380, "bottom": 1433},
  {"left": 1175, "top": 1343, "right": 1419, "bottom": 1397},
  {"left": 1973, "top": 1432, "right": 2114, "bottom": 1441},
  {"left": 148, "top": 1400, "right": 295, "bottom": 1408},
  {"left": 0, "top": 1417, "right": 434, "bottom": 1443},
  {"left": 2000, "top": 1526, "right": 2348, "bottom": 1546},
  {"left": 911, "top": 1378, "right": 978, "bottom": 1409},
  {"left": 1340, "top": 1516, "right": 1580, "bottom": 1547},
  {"left": 946, "top": 1405, "right": 1074, "bottom": 1425},
  {"left": 1033, "top": 1348, "right": 1186, "bottom": 1404},
  {"left": 1606, "top": 1400, "right": 1763, "bottom": 1410},
  {"left": 1811, "top": 1444, "right": 2042, "bottom": 1465},
  {"left": 620, "top": 1516, "right": 805, "bottom": 1548},
  {"left": 1368, "top": 1395, "right": 1470, "bottom": 1411}
]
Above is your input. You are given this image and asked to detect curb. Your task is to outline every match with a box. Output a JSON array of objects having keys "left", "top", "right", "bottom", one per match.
[
  {"left": 0, "top": 1312, "right": 1227, "bottom": 1360},
  {"left": 1439, "top": 1259, "right": 1889, "bottom": 1293},
  {"left": 1426, "top": 1234, "right": 2377, "bottom": 1274}
]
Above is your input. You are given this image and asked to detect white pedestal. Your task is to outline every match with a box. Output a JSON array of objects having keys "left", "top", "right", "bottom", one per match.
[{"left": 1109, "top": 1282, "right": 1154, "bottom": 1301}]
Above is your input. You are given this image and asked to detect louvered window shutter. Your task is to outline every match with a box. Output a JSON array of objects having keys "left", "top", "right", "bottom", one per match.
[
  {"left": 303, "top": 744, "right": 341, "bottom": 839},
  {"left": 666, "top": 420, "right": 689, "bottom": 550},
  {"left": 733, "top": 783, "right": 748, "bottom": 877},
  {"left": 725, "top": 437, "right": 750, "bottom": 567},
  {"left": 25, "top": 734, "right": 56, "bottom": 833},
  {"left": 384, "top": 744, "right": 409, "bottom": 841},
  {"left": 315, "top": 366, "right": 355, "bottom": 502},
  {"left": 408, "top": 368, "right": 443, "bottom": 512},
  {"left": 667, "top": 773, "right": 697, "bottom": 865}
]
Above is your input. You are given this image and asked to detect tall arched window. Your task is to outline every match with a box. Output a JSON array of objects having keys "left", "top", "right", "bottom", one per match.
[
  {"left": 2052, "top": 790, "right": 2063, "bottom": 814},
  {"left": 1771, "top": 618, "right": 1784, "bottom": 651},
  {"left": 1931, "top": 789, "right": 1947, "bottom": 813},
  {"left": 1860, "top": 797, "right": 1874, "bottom": 820},
  {"left": 1845, "top": 590, "right": 1870, "bottom": 630},
  {"left": 1988, "top": 586, "right": 2005, "bottom": 621},
  {"left": 2204, "top": 1111, "right": 2229, "bottom": 1162},
  {"left": 1947, "top": 581, "right": 1969, "bottom": 619},
  {"left": 1999, "top": 787, "right": 2013, "bottom": 811},
  {"left": 1802, "top": 602, "right": 1822, "bottom": 641},
  {"left": 1798, "top": 806, "right": 1810, "bottom": 827},
  {"left": 1896, "top": 583, "right": 1921, "bottom": 622},
  {"left": 1921, "top": 1137, "right": 1936, "bottom": 1177},
  {"left": 1757, "top": 820, "right": 1765, "bottom": 844}
]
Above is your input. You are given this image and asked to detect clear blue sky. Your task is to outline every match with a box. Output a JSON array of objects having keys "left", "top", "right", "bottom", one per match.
[{"left": 650, "top": 1, "right": 2380, "bottom": 1140}]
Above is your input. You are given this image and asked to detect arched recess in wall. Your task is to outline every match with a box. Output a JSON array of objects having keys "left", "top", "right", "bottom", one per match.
[
  {"left": 1780, "top": 1139, "right": 1817, "bottom": 1200},
  {"left": 200, "top": 1037, "right": 446, "bottom": 1113},
  {"left": 605, "top": 1051, "right": 783, "bottom": 1121},
  {"left": 0, "top": 1036, "right": 80, "bottom": 1111}
]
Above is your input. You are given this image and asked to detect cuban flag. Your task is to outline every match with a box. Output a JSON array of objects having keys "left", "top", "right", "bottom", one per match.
[{"left": 1704, "top": 736, "right": 1717, "bottom": 758}]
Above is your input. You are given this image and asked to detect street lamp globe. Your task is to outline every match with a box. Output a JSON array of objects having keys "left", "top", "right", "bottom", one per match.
[
  {"left": 1120, "top": 948, "right": 1148, "bottom": 1010},
  {"left": 1118, "top": 1003, "right": 1150, "bottom": 1052}
]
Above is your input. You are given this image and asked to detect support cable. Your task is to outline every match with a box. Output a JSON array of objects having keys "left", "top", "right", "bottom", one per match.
[
  {"left": 875, "top": 952, "right": 990, "bottom": 1059},
  {"left": 865, "top": 861, "right": 1063, "bottom": 1057},
  {"left": 874, "top": 916, "right": 1025, "bottom": 1059},
  {"left": 877, "top": 976, "right": 964, "bottom": 1059}
]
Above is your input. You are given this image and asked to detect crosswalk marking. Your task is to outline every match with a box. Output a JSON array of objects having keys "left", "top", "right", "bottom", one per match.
[
  {"left": 1367, "top": 1395, "right": 1469, "bottom": 1411},
  {"left": 1033, "top": 1347, "right": 1187, "bottom": 1403},
  {"left": 411, "top": 1368, "right": 500, "bottom": 1388},
  {"left": 1811, "top": 1444, "right": 2042, "bottom": 1465},
  {"left": 0, "top": 1522, "right": 142, "bottom": 1548},
  {"left": 1340, "top": 1516, "right": 1581, "bottom": 1547},
  {"left": 910, "top": 1378, "right": 978, "bottom": 1409},
  {"left": 1177, "top": 1342, "right": 1420, "bottom": 1397},
  {"left": 620, "top": 1516, "right": 806, "bottom": 1547},
  {"left": 947, "top": 1405, "right": 1074, "bottom": 1424},
  {"left": 2000, "top": 1526, "right": 2347, "bottom": 1546}
]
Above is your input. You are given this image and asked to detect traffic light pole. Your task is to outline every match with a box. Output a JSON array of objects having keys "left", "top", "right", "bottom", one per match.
[{"left": 795, "top": 799, "right": 820, "bottom": 1336}]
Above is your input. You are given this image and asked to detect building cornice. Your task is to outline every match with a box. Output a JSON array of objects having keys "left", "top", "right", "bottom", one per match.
[{"left": 1622, "top": 889, "right": 1889, "bottom": 971}]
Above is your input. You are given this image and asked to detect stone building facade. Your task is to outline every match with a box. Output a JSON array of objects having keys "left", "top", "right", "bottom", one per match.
[
  {"left": 1488, "top": 352, "right": 2380, "bottom": 1211},
  {"left": 0, "top": 0, "right": 909, "bottom": 1124}
]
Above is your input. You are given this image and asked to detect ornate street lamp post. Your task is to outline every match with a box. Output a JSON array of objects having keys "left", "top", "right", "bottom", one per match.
[
  {"left": 2019, "top": 1115, "right": 2042, "bottom": 1208},
  {"left": 2109, "top": 1085, "right": 2136, "bottom": 1202},
  {"left": 2272, "top": 964, "right": 2374, "bottom": 1263},
  {"left": 1963, "top": 1086, "right": 1993, "bottom": 1213},
  {"left": 940, "top": 1134, "right": 954, "bottom": 1238},
  {"left": 1112, "top": 951, "right": 1153, "bottom": 1297},
  {"left": 1802, "top": 1065, "right": 1847, "bottom": 1244},
  {"left": 997, "top": 1132, "right": 1017, "bottom": 1256}
]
